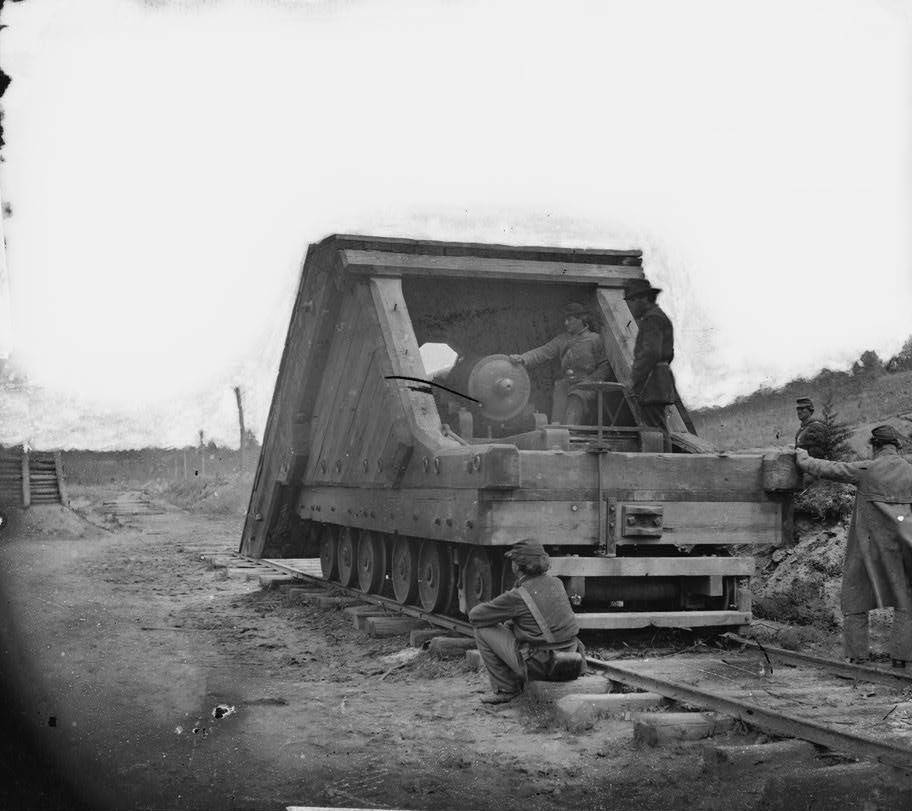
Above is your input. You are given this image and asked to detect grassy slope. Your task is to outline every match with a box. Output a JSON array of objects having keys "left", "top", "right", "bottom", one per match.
[{"left": 690, "top": 369, "right": 912, "bottom": 452}]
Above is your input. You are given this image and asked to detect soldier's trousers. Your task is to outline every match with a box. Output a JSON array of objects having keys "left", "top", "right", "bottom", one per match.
[
  {"left": 639, "top": 402, "right": 669, "bottom": 433},
  {"left": 844, "top": 610, "right": 912, "bottom": 661},
  {"left": 473, "top": 624, "right": 550, "bottom": 695},
  {"left": 551, "top": 379, "right": 587, "bottom": 425}
]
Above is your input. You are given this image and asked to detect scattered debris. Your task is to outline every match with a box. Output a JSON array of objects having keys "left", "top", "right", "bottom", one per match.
[{"left": 211, "top": 704, "right": 235, "bottom": 720}]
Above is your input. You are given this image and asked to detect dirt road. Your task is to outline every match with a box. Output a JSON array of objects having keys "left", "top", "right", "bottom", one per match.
[{"left": 0, "top": 488, "right": 877, "bottom": 810}]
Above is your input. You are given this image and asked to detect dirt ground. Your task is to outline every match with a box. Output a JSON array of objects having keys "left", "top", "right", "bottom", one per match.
[{"left": 0, "top": 488, "right": 906, "bottom": 811}]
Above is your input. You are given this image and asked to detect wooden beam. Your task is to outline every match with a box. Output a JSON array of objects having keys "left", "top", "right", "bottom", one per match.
[
  {"left": 703, "top": 739, "right": 818, "bottom": 775},
  {"left": 240, "top": 247, "right": 345, "bottom": 557},
  {"left": 369, "top": 277, "right": 460, "bottom": 454},
  {"left": 21, "top": 450, "right": 30, "bottom": 508},
  {"left": 517, "top": 450, "right": 770, "bottom": 496},
  {"left": 341, "top": 249, "right": 644, "bottom": 285},
  {"left": 54, "top": 451, "right": 68, "bottom": 506},
  {"left": 574, "top": 610, "right": 751, "bottom": 630},
  {"left": 343, "top": 605, "right": 389, "bottom": 630},
  {"left": 428, "top": 637, "right": 477, "bottom": 659},
  {"left": 297, "top": 487, "right": 482, "bottom": 544},
  {"left": 365, "top": 616, "right": 428, "bottom": 638},
  {"left": 486, "top": 499, "right": 781, "bottom": 546},
  {"left": 547, "top": 556, "right": 755, "bottom": 577},
  {"left": 632, "top": 712, "right": 735, "bottom": 746}
]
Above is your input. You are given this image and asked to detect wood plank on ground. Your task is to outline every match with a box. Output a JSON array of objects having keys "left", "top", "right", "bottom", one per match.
[
  {"left": 365, "top": 616, "right": 427, "bottom": 638},
  {"left": 428, "top": 637, "right": 477, "bottom": 659},
  {"left": 343, "top": 605, "right": 390, "bottom": 630},
  {"left": 702, "top": 739, "right": 818, "bottom": 776},
  {"left": 632, "top": 712, "right": 735, "bottom": 745},
  {"left": 316, "top": 595, "right": 364, "bottom": 610},
  {"left": 556, "top": 691, "right": 667, "bottom": 728},
  {"left": 410, "top": 628, "right": 452, "bottom": 647}
]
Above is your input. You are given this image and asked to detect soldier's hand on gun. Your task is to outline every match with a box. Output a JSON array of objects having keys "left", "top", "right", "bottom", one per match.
[{"left": 507, "top": 355, "right": 524, "bottom": 365}]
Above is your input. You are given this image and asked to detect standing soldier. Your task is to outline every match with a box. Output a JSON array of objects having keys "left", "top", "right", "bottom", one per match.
[
  {"left": 795, "top": 425, "right": 912, "bottom": 667},
  {"left": 624, "top": 279, "right": 676, "bottom": 433},
  {"left": 468, "top": 539, "right": 585, "bottom": 704},
  {"left": 795, "top": 397, "right": 827, "bottom": 458},
  {"left": 508, "top": 302, "right": 609, "bottom": 425}
]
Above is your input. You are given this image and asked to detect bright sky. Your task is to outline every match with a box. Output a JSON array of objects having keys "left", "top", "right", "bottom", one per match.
[{"left": 1, "top": 0, "right": 910, "bottom": 449}]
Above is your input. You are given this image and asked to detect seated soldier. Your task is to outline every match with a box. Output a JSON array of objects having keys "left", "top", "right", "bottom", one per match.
[
  {"left": 508, "top": 302, "right": 609, "bottom": 425},
  {"left": 468, "top": 539, "right": 585, "bottom": 704}
]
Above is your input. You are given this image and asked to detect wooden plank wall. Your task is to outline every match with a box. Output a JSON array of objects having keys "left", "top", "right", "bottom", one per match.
[
  {"left": 303, "top": 278, "right": 457, "bottom": 490},
  {"left": 240, "top": 246, "right": 345, "bottom": 557},
  {"left": 0, "top": 450, "right": 64, "bottom": 506}
]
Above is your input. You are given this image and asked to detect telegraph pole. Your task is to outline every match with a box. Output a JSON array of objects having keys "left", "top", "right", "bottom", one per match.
[{"left": 234, "top": 386, "right": 246, "bottom": 472}]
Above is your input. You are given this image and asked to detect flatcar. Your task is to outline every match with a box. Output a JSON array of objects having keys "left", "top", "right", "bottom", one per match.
[{"left": 240, "top": 235, "right": 798, "bottom": 630}]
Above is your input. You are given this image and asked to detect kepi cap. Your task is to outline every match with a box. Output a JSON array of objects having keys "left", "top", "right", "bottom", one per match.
[
  {"left": 562, "top": 302, "right": 589, "bottom": 318},
  {"left": 624, "top": 278, "right": 662, "bottom": 300},
  {"left": 796, "top": 397, "right": 814, "bottom": 409},
  {"left": 505, "top": 539, "right": 550, "bottom": 564},
  {"left": 870, "top": 425, "right": 904, "bottom": 446}
]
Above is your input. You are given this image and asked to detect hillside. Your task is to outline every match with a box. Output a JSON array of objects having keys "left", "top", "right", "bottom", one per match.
[{"left": 691, "top": 368, "right": 912, "bottom": 453}]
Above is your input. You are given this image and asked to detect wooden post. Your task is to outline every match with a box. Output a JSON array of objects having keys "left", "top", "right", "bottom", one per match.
[
  {"left": 182, "top": 449, "right": 188, "bottom": 480},
  {"left": 21, "top": 448, "right": 30, "bottom": 508},
  {"left": 234, "top": 386, "right": 246, "bottom": 473},
  {"left": 54, "top": 451, "right": 68, "bottom": 506}
]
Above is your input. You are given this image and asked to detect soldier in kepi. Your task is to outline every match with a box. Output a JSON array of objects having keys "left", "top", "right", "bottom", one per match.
[
  {"left": 795, "top": 425, "right": 912, "bottom": 668},
  {"left": 468, "top": 539, "right": 586, "bottom": 704},
  {"left": 508, "top": 302, "right": 608, "bottom": 425},
  {"left": 623, "top": 278, "right": 677, "bottom": 433},
  {"left": 795, "top": 396, "right": 827, "bottom": 458}
]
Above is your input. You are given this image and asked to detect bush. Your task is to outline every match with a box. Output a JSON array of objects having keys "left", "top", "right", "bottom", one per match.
[
  {"left": 753, "top": 578, "right": 839, "bottom": 629},
  {"left": 793, "top": 479, "right": 855, "bottom": 523}
]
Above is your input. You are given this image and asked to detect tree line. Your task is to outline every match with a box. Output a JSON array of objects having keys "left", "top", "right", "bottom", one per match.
[{"left": 707, "top": 337, "right": 912, "bottom": 412}]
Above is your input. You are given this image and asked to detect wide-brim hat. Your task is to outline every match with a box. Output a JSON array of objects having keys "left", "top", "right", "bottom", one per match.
[{"left": 624, "top": 279, "right": 662, "bottom": 300}]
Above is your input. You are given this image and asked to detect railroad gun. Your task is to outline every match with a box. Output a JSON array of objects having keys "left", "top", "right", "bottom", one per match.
[{"left": 240, "top": 235, "right": 800, "bottom": 631}]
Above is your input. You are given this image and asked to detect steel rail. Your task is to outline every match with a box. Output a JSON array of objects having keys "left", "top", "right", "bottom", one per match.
[
  {"left": 584, "top": 655, "right": 912, "bottom": 772},
  {"left": 721, "top": 633, "right": 912, "bottom": 688},
  {"left": 241, "top": 553, "right": 912, "bottom": 770}
]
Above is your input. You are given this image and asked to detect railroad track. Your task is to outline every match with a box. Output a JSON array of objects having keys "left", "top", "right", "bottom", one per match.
[{"left": 220, "top": 552, "right": 912, "bottom": 772}]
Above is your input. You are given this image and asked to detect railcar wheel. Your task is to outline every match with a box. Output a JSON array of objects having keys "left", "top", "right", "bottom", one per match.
[
  {"left": 318, "top": 525, "right": 338, "bottom": 581},
  {"left": 357, "top": 530, "right": 387, "bottom": 594},
  {"left": 337, "top": 527, "right": 358, "bottom": 587},
  {"left": 417, "top": 541, "right": 454, "bottom": 613},
  {"left": 391, "top": 537, "right": 419, "bottom": 605},
  {"left": 463, "top": 548, "right": 497, "bottom": 614}
]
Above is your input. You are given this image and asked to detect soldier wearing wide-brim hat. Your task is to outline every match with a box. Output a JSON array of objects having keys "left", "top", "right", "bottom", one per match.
[
  {"left": 796, "top": 424, "right": 912, "bottom": 668},
  {"left": 795, "top": 397, "right": 827, "bottom": 458},
  {"left": 623, "top": 278, "right": 663, "bottom": 300},
  {"left": 507, "top": 302, "right": 610, "bottom": 425},
  {"left": 468, "top": 539, "right": 585, "bottom": 704},
  {"left": 623, "top": 278, "right": 676, "bottom": 434}
]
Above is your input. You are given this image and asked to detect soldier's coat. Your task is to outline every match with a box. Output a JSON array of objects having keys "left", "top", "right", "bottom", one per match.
[
  {"left": 631, "top": 302, "right": 676, "bottom": 405},
  {"left": 519, "top": 327, "right": 608, "bottom": 383},
  {"left": 798, "top": 446, "right": 912, "bottom": 614},
  {"left": 520, "top": 327, "right": 610, "bottom": 413}
]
